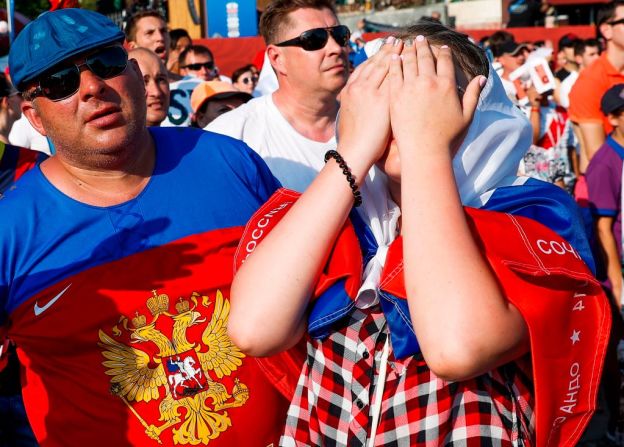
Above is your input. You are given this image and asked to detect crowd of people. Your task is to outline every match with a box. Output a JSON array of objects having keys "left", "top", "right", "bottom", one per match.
[{"left": 0, "top": 0, "right": 621, "bottom": 446}]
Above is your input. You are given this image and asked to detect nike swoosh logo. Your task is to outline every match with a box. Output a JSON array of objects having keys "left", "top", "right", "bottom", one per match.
[{"left": 34, "top": 284, "right": 72, "bottom": 316}]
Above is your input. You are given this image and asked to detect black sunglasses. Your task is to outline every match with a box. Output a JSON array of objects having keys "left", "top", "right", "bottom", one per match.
[
  {"left": 275, "top": 25, "right": 351, "bottom": 51},
  {"left": 181, "top": 61, "right": 215, "bottom": 71},
  {"left": 27, "top": 46, "right": 128, "bottom": 102},
  {"left": 609, "top": 18, "right": 624, "bottom": 26},
  {"left": 241, "top": 75, "right": 258, "bottom": 85}
]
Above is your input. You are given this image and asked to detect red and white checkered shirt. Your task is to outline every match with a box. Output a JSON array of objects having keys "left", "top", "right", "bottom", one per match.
[{"left": 281, "top": 306, "right": 535, "bottom": 446}]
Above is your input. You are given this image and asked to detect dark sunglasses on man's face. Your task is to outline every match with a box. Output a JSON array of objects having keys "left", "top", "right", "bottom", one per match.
[
  {"left": 182, "top": 61, "right": 215, "bottom": 71},
  {"left": 27, "top": 46, "right": 128, "bottom": 102},
  {"left": 275, "top": 25, "right": 351, "bottom": 51},
  {"left": 609, "top": 18, "right": 624, "bottom": 26}
]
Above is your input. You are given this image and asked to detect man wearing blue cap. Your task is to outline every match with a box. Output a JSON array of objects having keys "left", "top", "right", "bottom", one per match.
[{"left": 0, "top": 8, "right": 291, "bottom": 447}]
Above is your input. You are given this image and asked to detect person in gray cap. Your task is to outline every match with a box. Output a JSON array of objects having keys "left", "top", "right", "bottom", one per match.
[{"left": 0, "top": 8, "right": 292, "bottom": 446}]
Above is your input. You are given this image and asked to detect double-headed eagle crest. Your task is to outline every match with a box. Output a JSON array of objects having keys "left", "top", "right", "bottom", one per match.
[{"left": 98, "top": 290, "right": 249, "bottom": 445}]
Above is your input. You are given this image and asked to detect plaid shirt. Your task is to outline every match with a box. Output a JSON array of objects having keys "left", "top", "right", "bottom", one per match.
[{"left": 281, "top": 306, "right": 535, "bottom": 446}]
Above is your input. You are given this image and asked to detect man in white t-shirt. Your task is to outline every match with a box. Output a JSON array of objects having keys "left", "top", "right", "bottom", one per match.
[{"left": 207, "top": 0, "right": 350, "bottom": 191}]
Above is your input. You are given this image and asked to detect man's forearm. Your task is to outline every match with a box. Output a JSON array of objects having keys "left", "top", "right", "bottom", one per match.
[{"left": 579, "top": 122, "right": 606, "bottom": 162}]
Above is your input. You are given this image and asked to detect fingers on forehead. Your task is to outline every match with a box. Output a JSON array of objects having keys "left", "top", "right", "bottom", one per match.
[
  {"left": 388, "top": 52, "right": 404, "bottom": 84},
  {"left": 414, "top": 36, "right": 436, "bottom": 74},
  {"left": 359, "top": 38, "right": 400, "bottom": 76},
  {"left": 400, "top": 40, "right": 418, "bottom": 77},
  {"left": 435, "top": 46, "right": 456, "bottom": 80}
]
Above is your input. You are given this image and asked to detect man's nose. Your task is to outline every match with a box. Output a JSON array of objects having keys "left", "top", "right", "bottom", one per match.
[
  {"left": 145, "top": 79, "right": 158, "bottom": 96},
  {"left": 326, "top": 32, "right": 346, "bottom": 54},
  {"left": 78, "top": 68, "right": 107, "bottom": 99}
]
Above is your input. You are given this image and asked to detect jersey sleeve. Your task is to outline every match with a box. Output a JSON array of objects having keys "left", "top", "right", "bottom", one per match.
[{"left": 199, "top": 130, "right": 281, "bottom": 204}]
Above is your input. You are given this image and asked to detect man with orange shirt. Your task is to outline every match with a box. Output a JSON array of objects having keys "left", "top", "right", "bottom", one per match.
[{"left": 569, "top": 0, "right": 624, "bottom": 169}]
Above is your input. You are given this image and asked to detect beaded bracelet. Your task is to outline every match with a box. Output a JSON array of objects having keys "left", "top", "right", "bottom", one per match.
[{"left": 324, "top": 150, "right": 362, "bottom": 207}]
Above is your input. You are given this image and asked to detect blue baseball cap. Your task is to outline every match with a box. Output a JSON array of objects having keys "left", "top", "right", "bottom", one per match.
[{"left": 9, "top": 8, "right": 125, "bottom": 91}]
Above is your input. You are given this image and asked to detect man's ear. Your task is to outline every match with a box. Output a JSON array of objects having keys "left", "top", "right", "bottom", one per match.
[
  {"left": 266, "top": 45, "right": 287, "bottom": 76},
  {"left": 127, "top": 41, "right": 139, "bottom": 49},
  {"left": 22, "top": 101, "right": 48, "bottom": 137},
  {"left": 600, "top": 23, "right": 612, "bottom": 41}
]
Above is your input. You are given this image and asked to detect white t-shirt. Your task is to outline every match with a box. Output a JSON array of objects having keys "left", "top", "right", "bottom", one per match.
[
  {"left": 9, "top": 115, "right": 51, "bottom": 154},
  {"left": 206, "top": 93, "right": 336, "bottom": 192},
  {"left": 558, "top": 70, "right": 578, "bottom": 109}
]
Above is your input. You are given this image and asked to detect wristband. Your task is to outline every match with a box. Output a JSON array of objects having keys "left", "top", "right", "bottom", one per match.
[
  {"left": 531, "top": 106, "right": 540, "bottom": 113},
  {"left": 324, "top": 150, "right": 362, "bottom": 207}
]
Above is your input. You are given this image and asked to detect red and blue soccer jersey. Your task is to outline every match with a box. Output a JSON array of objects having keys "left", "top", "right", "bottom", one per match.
[{"left": 0, "top": 127, "right": 288, "bottom": 447}]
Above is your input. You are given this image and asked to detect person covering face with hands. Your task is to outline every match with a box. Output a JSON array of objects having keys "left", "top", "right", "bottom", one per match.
[{"left": 229, "top": 23, "right": 610, "bottom": 445}]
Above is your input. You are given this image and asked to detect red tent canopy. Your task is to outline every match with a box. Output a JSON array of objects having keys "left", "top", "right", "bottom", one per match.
[{"left": 196, "top": 37, "right": 267, "bottom": 78}]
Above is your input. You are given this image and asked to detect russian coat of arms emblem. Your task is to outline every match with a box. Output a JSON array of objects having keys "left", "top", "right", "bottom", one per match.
[{"left": 98, "top": 289, "right": 249, "bottom": 444}]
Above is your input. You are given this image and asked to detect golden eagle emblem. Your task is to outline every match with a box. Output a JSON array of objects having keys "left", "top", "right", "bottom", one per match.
[{"left": 98, "top": 289, "right": 249, "bottom": 445}]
